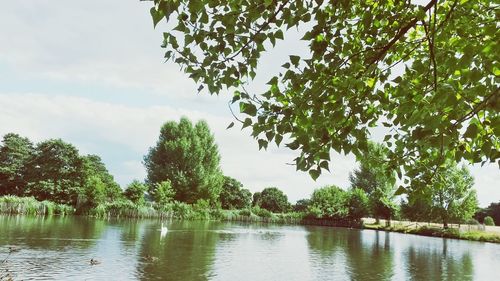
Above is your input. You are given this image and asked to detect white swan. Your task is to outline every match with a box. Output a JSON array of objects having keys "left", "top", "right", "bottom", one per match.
[{"left": 160, "top": 223, "right": 168, "bottom": 237}]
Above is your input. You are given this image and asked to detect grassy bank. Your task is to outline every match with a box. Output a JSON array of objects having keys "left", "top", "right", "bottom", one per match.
[
  {"left": 364, "top": 223, "right": 500, "bottom": 243},
  {"left": 0, "top": 196, "right": 74, "bottom": 216},
  {"left": 2, "top": 196, "right": 498, "bottom": 243}
]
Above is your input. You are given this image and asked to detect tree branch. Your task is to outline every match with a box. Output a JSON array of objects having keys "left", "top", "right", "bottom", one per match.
[
  {"left": 221, "top": 0, "right": 289, "bottom": 63},
  {"left": 366, "top": 0, "right": 438, "bottom": 69}
]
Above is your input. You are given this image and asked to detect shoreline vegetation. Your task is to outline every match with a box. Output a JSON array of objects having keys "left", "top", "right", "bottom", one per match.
[
  {"left": 2, "top": 195, "right": 499, "bottom": 244},
  {"left": 1, "top": 126, "right": 499, "bottom": 246}
]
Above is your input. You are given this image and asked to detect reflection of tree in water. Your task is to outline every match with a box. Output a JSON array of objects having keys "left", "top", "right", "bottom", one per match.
[
  {"left": 345, "top": 230, "right": 394, "bottom": 280},
  {"left": 0, "top": 215, "right": 106, "bottom": 250},
  {"left": 306, "top": 226, "right": 349, "bottom": 255},
  {"left": 306, "top": 227, "right": 394, "bottom": 280},
  {"left": 406, "top": 239, "right": 473, "bottom": 281},
  {"left": 115, "top": 218, "right": 147, "bottom": 247},
  {"left": 0, "top": 216, "right": 108, "bottom": 280},
  {"left": 137, "top": 221, "right": 219, "bottom": 281}
]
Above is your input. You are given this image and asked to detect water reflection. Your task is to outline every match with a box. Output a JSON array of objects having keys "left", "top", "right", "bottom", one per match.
[
  {"left": 306, "top": 227, "right": 394, "bottom": 280},
  {"left": 137, "top": 221, "right": 218, "bottom": 281},
  {"left": 1, "top": 216, "right": 498, "bottom": 280},
  {"left": 405, "top": 239, "right": 474, "bottom": 281},
  {"left": 0, "top": 215, "right": 106, "bottom": 249}
]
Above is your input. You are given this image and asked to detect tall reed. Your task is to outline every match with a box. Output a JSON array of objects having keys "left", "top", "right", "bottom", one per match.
[{"left": 0, "top": 196, "right": 74, "bottom": 216}]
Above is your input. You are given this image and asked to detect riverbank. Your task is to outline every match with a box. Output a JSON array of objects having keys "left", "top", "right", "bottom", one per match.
[
  {"left": 1, "top": 196, "right": 499, "bottom": 243},
  {"left": 364, "top": 222, "right": 500, "bottom": 243}
]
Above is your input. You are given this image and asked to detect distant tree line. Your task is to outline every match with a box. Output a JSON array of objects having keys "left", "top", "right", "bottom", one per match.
[
  {"left": 0, "top": 118, "right": 483, "bottom": 228},
  {"left": 0, "top": 133, "right": 122, "bottom": 209},
  {"left": 475, "top": 202, "right": 500, "bottom": 226}
]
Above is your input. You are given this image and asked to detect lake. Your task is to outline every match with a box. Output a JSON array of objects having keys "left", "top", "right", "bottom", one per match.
[{"left": 1, "top": 216, "right": 498, "bottom": 280}]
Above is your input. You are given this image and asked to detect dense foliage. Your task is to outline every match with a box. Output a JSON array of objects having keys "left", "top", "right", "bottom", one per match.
[
  {"left": 144, "top": 117, "right": 223, "bottom": 204},
  {"left": 293, "top": 198, "right": 310, "bottom": 212},
  {"left": 148, "top": 0, "right": 499, "bottom": 186},
  {"left": 349, "top": 142, "right": 397, "bottom": 222},
  {"left": 0, "top": 131, "right": 486, "bottom": 231},
  {"left": 484, "top": 216, "right": 495, "bottom": 226},
  {"left": 307, "top": 185, "right": 369, "bottom": 221},
  {"left": 402, "top": 161, "right": 478, "bottom": 227},
  {"left": 124, "top": 180, "right": 148, "bottom": 205},
  {"left": 0, "top": 133, "right": 34, "bottom": 196},
  {"left": 0, "top": 134, "right": 121, "bottom": 208},
  {"left": 220, "top": 176, "right": 252, "bottom": 209},
  {"left": 149, "top": 180, "right": 176, "bottom": 205},
  {"left": 475, "top": 201, "right": 500, "bottom": 225},
  {"left": 254, "top": 187, "right": 290, "bottom": 213}
]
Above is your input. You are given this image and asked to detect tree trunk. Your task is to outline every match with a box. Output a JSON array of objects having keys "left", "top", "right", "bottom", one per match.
[{"left": 443, "top": 218, "right": 448, "bottom": 229}]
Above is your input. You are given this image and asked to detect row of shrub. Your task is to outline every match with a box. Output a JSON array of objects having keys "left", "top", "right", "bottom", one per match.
[
  {"left": 0, "top": 196, "right": 74, "bottom": 216},
  {"left": 0, "top": 196, "right": 362, "bottom": 228}
]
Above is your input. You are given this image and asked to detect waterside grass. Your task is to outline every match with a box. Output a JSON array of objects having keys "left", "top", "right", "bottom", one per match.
[
  {"left": 0, "top": 196, "right": 74, "bottom": 216},
  {"left": 364, "top": 223, "right": 500, "bottom": 244},
  {"left": 2, "top": 196, "right": 498, "bottom": 243}
]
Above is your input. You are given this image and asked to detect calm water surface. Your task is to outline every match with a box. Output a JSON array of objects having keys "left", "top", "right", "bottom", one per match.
[{"left": 0, "top": 216, "right": 498, "bottom": 280}]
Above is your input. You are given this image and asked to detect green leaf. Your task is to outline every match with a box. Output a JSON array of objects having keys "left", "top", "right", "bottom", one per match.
[
  {"left": 290, "top": 55, "right": 300, "bottom": 66},
  {"left": 464, "top": 123, "right": 478, "bottom": 139},
  {"left": 275, "top": 135, "right": 283, "bottom": 146},
  {"left": 309, "top": 169, "right": 320, "bottom": 181},
  {"left": 242, "top": 118, "right": 252, "bottom": 129},
  {"left": 275, "top": 30, "right": 284, "bottom": 40},
  {"left": 226, "top": 122, "right": 235, "bottom": 129},
  {"left": 150, "top": 8, "right": 164, "bottom": 28},
  {"left": 258, "top": 139, "right": 268, "bottom": 150},
  {"left": 240, "top": 103, "right": 257, "bottom": 116}
]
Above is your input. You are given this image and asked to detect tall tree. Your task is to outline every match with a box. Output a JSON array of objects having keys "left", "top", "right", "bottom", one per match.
[
  {"left": 148, "top": 0, "right": 499, "bottom": 186},
  {"left": 25, "top": 139, "right": 84, "bottom": 205},
  {"left": 220, "top": 176, "right": 252, "bottom": 209},
  {"left": 81, "top": 155, "right": 122, "bottom": 201},
  {"left": 144, "top": 117, "right": 223, "bottom": 204},
  {"left": 256, "top": 187, "right": 290, "bottom": 213},
  {"left": 307, "top": 185, "right": 348, "bottom": 220},
  {"left": 401, "top": 187, "right": 434, "bottom": 223},
  {"left": 124, "top": 180, "right": 148, "bottom": 205},
  {"left": 349, "top": 143, "right": 397, "bottom": 223},
  {"left": 404, "top": 160, "right": 479, "bottom": 226},
  {"left": 0, "top": 133, "right": 34, "bottom": 196},
  {"left": 431, "top": 162, "right": 478, "bottom": 228}
]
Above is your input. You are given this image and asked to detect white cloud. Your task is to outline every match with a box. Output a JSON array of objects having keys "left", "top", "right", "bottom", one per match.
[
  {"left": 1, "top": 93, "right": 497, "bottom": 205},
  {"left": 0, "top": 1, "right": 498, "bottom": 206},
  {"left": 0, "top": 93, "right": 357, "bottom": 202}
]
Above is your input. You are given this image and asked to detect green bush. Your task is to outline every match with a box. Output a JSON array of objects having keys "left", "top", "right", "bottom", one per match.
[
  {"left": 484, "top": 216, "right": 495, "bottom": 226},
  {"left": 238, "top": 209, "right": 252, "bottom": 217},
  {"left": 466, "top": 218, "right": 480, "bottom": 225},
  {"left": 171, "top": 201, "right": 193, "bottom": 219},
  {"left": 192, "top": 199, "right": 211, "bottom": 220},
  {"left": 252, "top": 206, "right": 273, "bottom": 218}
]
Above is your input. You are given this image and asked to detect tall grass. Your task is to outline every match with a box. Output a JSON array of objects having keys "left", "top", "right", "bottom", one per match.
[
  {"left": 89, "top": 200, "right": 165, "bottom": 219},
  {"left": 88, "top": 200, "right": 224, "bottom": 220},
  {"left": 0, "top": 196, "right": 74, "bottom": 216}
]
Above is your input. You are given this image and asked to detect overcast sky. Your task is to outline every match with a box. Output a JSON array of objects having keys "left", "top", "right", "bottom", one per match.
[{"left": 0, "top": 1, "right": 498, "bottom": 207}]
